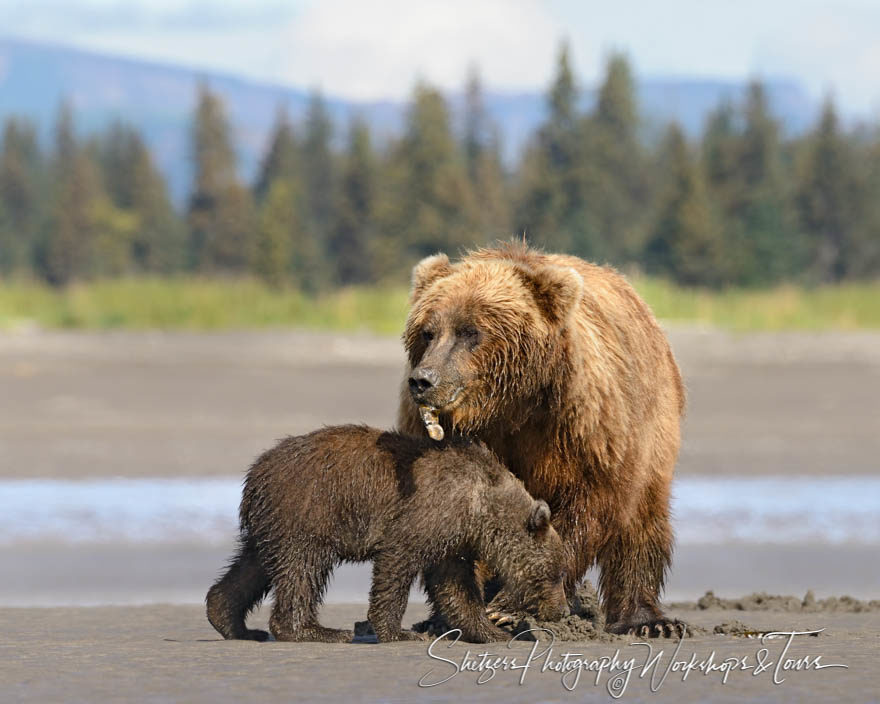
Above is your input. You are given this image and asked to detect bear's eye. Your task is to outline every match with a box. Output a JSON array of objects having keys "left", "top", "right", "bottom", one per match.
[
  {"left": 421, "top": 329, "right": 435, "bottom": 343},
  {"left": 456, "top": 326, "right": 479, "bottom": 341}
]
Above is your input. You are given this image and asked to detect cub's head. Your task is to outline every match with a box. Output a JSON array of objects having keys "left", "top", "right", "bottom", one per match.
[
  {"left": 501, "top": 498, "right": 570, "bottom": 621},
  {"left": 403, "top": 251, "right": 583, "bottom": 432}
]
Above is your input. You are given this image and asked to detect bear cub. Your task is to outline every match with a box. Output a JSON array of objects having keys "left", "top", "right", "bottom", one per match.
[{"left": 206, "top": 425, "right": 569, "bottom": 643}]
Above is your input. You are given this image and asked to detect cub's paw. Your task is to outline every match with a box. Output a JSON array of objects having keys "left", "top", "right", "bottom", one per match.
[{"left": 607, "top": 617, "right": 690, "bottom": 639}]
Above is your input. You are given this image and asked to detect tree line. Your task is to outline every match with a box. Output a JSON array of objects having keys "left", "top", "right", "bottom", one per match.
[{"left": 1, "top": 43, "right": 878, "bottom": 289}]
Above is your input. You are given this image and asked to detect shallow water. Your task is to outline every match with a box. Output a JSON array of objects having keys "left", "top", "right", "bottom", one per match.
[{"left": 1, "top": 475, "right": 878, "bottom": 546}]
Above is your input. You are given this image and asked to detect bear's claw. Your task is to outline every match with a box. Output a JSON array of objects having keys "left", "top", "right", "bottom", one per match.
[{"left": 608, "top": 618, "right": 690, "bottom": 639}]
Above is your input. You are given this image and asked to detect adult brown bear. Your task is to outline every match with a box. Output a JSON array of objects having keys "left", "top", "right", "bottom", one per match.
[{"left": 398, "top": 242, "right": 686, "bottom": 636}]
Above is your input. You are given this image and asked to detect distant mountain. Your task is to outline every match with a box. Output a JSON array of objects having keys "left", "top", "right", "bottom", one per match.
[{"left": 0, "top": 37, "right": 817, "bottom": 204}]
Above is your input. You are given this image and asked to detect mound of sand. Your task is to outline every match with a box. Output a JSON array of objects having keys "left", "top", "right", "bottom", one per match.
[
  {"left": 412, "top": 583, "right": 880, "bottom": 642},
  {"left": 673, "top": 590, "right": 880, "bottom": 613}
]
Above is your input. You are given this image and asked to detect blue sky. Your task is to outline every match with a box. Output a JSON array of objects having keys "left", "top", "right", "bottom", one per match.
[{"left": 2, "top": 0, "right": 879, "bottom": 114}]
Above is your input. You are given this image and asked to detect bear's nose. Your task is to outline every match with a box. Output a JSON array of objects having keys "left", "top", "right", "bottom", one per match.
[{"left": 408, "top": 368, "right": 438, "bottom": 397}]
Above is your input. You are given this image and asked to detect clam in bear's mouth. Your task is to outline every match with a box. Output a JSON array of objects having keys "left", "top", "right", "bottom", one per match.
[
  {"left": 419, "top": 405, "right": 444, "bottom": 441},
  {"left": 418, "top": 386, "right": 465, "bottom": 441}
]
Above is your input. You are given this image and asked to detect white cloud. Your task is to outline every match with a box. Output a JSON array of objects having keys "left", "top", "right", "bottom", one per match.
[
  {"left": 754, "top": 4, "right": 880, "bottom": 116},
  {"left": 275, "top": 0, "right": 561, "bottom": 99},
  {"left": 2, "top": 0, "right": 880, "bottom": 116}
]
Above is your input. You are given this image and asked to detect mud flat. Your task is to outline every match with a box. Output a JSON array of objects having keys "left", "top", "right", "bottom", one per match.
[
  {"left": 0, "top": 327, "right": 878, "bottom": 478},
  {"left": 1, "top": 329, "right": 878, "bottom": 700},
  {"left": 2, "top": 598, "right": 878, "bottom": 703}
]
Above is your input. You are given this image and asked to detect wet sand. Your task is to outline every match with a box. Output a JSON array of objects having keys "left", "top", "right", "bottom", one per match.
[
  {"left": 1, "top": 328, "right": 878, "bottom": 701},
  {"left": 3, "top": 542, "right": 879, "bottom": 607},
  {"left": 1, "top": 327, "right": 878, "bottom": 479},
  {"left": 1, "top": 602, "right": 877, "bottom": 703}
]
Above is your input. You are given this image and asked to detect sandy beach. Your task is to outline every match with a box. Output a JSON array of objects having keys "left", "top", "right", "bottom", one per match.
[
  {"left": 1, "top": 327, "right": 878, "bottom": 701},
  {"left": 1, "top": 327, "right": 878, "bottom": 479},
  {"left": 1, "top": 602, "right": 878, "bottom": 702}
]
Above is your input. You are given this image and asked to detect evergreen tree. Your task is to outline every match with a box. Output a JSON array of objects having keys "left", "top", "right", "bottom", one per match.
[
  {"left": 0, "top": 117, "right": 42, "bottom": 274},
  {"left": 795, "top": 99, "right": 861, "bottom": 282},
  {"left": 187, "top": 84, "right": 253, "bottom": 272},
  {"left": 463, "top": 67, "right": 491, "bottom": 183},
  {"left": 253, "top": 179, "right": 294, "bottom": 287},
  {"left": 302, "top": 92, "right": 335, "bottom": 252},
  {"left": 515, "top": 41, "right": 584, "bottom": 252},
  {"left": 701, "top": 84, "right": 803, "bottom": 284},
  {"left": 733, "top": 82, "right": 801, "bottom": 283},
  {"left": 646, "top": 125, "right": 724, "bottom": 286},
  {"left": 461, "top": 68, "right": 510, "bottom": 241},
  {"left": 850, "top": 132, "right": 880, "bottom": 277},
  {"left": 38, "top": 103, "right": 105, "bottom": 285},
  {"left": 701, "top": 101, "right": 740, "bottom": 201},
  {"left": 330, "top": 119, "right": 376, "bottom": 285},
  {"left": 96, "top": 122, "right": 184, "bottom": 272},
  {"left": 381, "top": 82, "right": 476, "bottom": 264},
  {"left": 581, "top": 52, "right": 648, "bottom": 262},
  {"left": 254, "top": 108, "right": 299, "bottom": 203}
]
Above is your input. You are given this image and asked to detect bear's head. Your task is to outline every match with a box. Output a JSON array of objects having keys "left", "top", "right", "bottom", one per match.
[
  {"left": 490, "top": 497, "right": 570, "bottom": 621},
  {"left": 404, "top": 249, "right": 584, "bottom": 433}
]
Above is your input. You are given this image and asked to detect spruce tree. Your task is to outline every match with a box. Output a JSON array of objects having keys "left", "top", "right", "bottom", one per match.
[
  {"left": 97, "top": 122, "right": 184, "bottom": 272},
  {"left": 39, "top": 103, "right": 105, "bottom": 285},
  {"left": 254, "top": 108, "right": 299, "bottom": 203},
  {"left": 515, "top": 41, "right": 583, "bottom": 253},
  {"left": 302, "top": 92, "right": 335, "bottom": 256},
  {"left": 330, "top": 119, "right": 376, "bottom": 285},
  {"left": 0, "top": 118, "right": 42, "bottom": 274},
  {"left": 253, "top": 179, "right": 294, "bottom": 287},
  {"left": 646, "top": 125, "right": 724, "bottom": 286},
  {"left": 461, "top": 68, "right": 510, "bottom": 241},
  {"left": 795, "top": 98, "right": 859, "bottom": 282},
  {"left": 582, "top": 52, "right": 648, "bottom": 262},
  {"left": 383, "top": 82, "right": 476, "bottom": 262},
  {"left": 734, "top": 82, "right": 801, "bottom": 283},
  {"left": 187, "top": 84, "right": 253, "bottom": 273}
]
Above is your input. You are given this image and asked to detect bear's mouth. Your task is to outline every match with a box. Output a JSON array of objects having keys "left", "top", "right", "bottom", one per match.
[
  {"left": 418, "top": 386, "right": 466, "bottom": 440},
  {"left": 434, "top": 385, "right": 465, "bottom": 412}
]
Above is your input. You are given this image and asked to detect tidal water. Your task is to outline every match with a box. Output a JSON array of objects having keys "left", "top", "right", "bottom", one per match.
[{"left": 2, "top": 475, "right": 878, "bottom": 546}]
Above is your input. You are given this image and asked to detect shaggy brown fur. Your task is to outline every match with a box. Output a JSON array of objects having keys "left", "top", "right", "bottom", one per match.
[
  {"left": 206, "top": 425, "right": 568, "bottom": 643},
  {"left": 398, "top": 242, "right": 686, "bottom": 635}
]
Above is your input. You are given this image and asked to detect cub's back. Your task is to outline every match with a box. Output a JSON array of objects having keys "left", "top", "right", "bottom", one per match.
[
  {"left": 240, "top": 426, "right": 399, "bottom": 544},
  {"left": 239, "top": 426, "right": 512, "bottom": 553}
]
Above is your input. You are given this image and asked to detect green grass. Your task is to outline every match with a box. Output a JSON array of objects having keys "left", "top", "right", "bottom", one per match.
[
  {"left": 0, "top": 278, "right": 411, "bottom": 334},
  {"left": 632, "top": 278, "right": 880, "bottom": 331},
  {"left": 0, "top": 276, "right": 878, "bottom": 333}
]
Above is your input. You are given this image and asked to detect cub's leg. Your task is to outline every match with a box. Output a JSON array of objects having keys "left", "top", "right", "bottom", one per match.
[
  {"left": 270, "top": 552, "right": 353, "bottom": 643},
  {"left": 206, "top": 536, "right": 271, "bottom": 641},
  {"left": 425, "top": 558, "right": 508, "bottom": 643},
  {"left": 368, "top": 553, "right": 425, "bottom": 642}
]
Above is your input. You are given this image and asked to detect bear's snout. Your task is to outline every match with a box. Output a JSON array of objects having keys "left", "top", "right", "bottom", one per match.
[{"left": 408, "top": 367, "right": 438, "bottom": 399}]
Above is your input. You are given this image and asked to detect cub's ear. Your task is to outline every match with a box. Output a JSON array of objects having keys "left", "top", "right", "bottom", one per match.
[
  {"left": 515, "top": 265, "right": 583, "bottom": 324},
  {"left": 528, "top": 499, "right": 552, "bottom": 534},
  {"left": 410, "top": 253, "right": 453, "bottom": 303}
]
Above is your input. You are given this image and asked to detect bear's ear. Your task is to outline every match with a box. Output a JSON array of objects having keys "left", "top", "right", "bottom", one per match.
[
  {"left": 515, "top": 265, "right": 583, "bottom": 324},
  {"left": 528, "top": 499, "right": 552, "bottom": 534},
  {"left": 410, "top": 253, "right": 453, "bottom": 303}
]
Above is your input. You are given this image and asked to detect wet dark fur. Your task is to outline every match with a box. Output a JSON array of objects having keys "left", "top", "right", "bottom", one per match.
[
  {"left": 206, "top": 425, "right": 568, "bottom": 643},
  {"left": 399, "top": 242, "right": 686, "bottom": 635}
]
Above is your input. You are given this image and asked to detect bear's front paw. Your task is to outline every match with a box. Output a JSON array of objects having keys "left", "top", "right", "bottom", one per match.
[
  {"left": 607, "top": 617, "right": 690, "bottom": 639},
  {"left": 486, "top": 588, "right": 520, "bottom": 628},
  {"left": 486, "top": 608, "right": 518, "bottom": 628}
]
